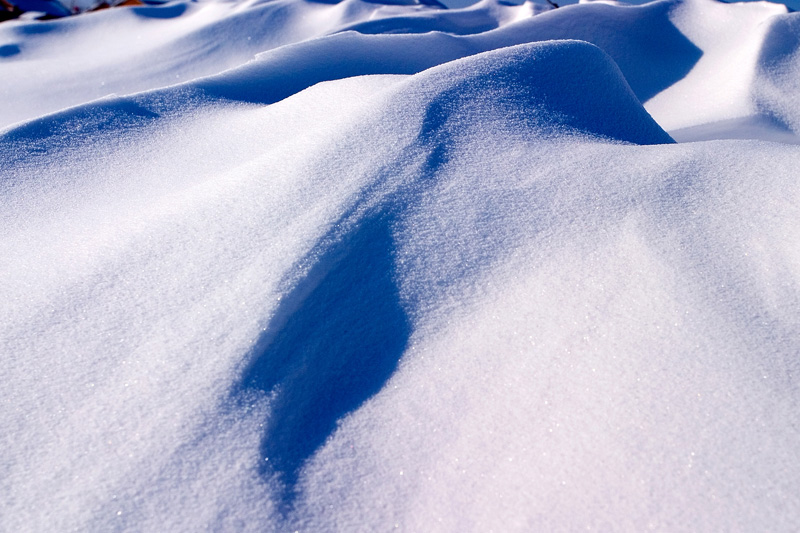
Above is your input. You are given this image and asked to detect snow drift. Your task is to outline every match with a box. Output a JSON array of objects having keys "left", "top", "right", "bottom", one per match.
[{"left": 2, "top": 0, "right": 800, "bottom": 531}]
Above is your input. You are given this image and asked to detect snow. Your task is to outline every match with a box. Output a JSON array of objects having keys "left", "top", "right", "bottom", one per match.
[{"left": 2, "top": 0, "right": 800, "bottom": 530}]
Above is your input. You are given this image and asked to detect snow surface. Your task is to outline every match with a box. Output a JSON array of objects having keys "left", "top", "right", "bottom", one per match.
[{"left": 2, "top": 0, "right": 800, "bottom": 530}]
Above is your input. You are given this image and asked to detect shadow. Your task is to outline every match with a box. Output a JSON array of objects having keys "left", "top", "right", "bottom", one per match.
[
  {"left": 193, "top": 31, "right": 467, "bottom": 107},
  {"left": 489, "top": 1, "right": 703, "bottom": 103},
  {"left": 602, "top": 1, "right": 704, "bottom": 103},
  {"left": 0, "top": 43, "right": 20, "bottom": 57},
  {"left": 233, "top": 211, "right": 410, "bottom": 512},
  {"left": 338, "top": 13, "right": 496, "bottom": 36},
  {"left": 9, "top": 18, "right": 59, "bottom": 34},
  {"left": 130, "top": 2, "right": 187, "bottom": 19}
]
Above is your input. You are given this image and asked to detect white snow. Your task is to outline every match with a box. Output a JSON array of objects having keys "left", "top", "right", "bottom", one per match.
[{"left": 2, "top": 0, "right": 800, "bottom": 530}]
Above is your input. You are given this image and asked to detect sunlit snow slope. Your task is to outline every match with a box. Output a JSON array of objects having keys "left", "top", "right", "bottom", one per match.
[{"left": 2, "top": 0, "right": 800, "bottom": 531}]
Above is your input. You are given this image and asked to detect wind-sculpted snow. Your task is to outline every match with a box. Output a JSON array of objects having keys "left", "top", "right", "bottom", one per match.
[
  {"left": 3, "top": 0, "right": 800, "bottom": 531},
  {"left": 0, "top": 0, "right": 537, "bottom": 128},
  {"left": 2, "top": 0, "right": 797, "bottom": 135},
  {"left": 0, "top": 0, "right": 705, "bottom": 128}
]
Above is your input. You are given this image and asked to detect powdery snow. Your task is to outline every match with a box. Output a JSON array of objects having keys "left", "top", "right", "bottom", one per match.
[{"left": 2, "top": 0, "right": 800, "bottom": 531}]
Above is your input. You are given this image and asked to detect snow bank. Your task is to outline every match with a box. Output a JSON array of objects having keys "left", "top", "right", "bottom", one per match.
[
  {"left": 0, "top": 0, "right": 534, "bottom": 128},
  {"left": 3, "top": 0, "right": 800, "bottom": 531},
  {"left": 4, "top": 0, "right": 800, "bottom": 140}
]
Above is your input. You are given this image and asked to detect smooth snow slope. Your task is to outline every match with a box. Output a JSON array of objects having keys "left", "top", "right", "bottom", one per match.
[{"left": 2, "top": 0, "right": 800, "bottom": 531}]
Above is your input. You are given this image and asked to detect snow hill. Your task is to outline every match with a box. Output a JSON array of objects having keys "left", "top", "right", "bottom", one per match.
[{"left": 2, "top": 0, "right": 800, "bottom": 530}]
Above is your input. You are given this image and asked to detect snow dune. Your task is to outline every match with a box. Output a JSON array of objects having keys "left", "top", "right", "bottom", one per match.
[{"left": 2, "top": 0, "right": 800, "bottom": 530}]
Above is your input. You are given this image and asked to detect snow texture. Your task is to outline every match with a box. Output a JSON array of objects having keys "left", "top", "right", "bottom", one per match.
[{"left": 2, "top": 0, "right": 800, "bottom": 530}]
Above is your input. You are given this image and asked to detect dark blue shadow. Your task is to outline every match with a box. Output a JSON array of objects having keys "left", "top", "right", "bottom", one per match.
[
  {"left": 233, "top": 211, "right": 410, "bottom": 512},
  {"left": 339, "top": 14, "right": 495, "bottom": 36},
  {"left": 599, "top": 1, "right": 703, "bottom": 103},
  {"left": 0, "top": 44, "right": 21, "bottom": 58},
  {"left": 130, "top": 2, "right": 188, "bottom": 19},
  {"left": 541, "top": 1, "right": 703, "bottom": 103}
]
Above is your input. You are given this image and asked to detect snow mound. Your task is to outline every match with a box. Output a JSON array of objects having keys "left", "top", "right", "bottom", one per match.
[
  {"left": 390, "top": 40, "right": 673, "bottom": 145},
  {"left": 3, "top": 0, "right": 800, "bottom": 531}
]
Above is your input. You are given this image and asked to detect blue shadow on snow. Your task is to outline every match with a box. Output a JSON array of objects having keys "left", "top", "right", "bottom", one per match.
[
  {"left": 130, "top": 2, "right": 188, "bottom": 19},
  {"left": 0, "top": 44, "right": 21, "bottom": 58},
  {"left": 233, "top": 212, "right": 410, "bottom": 511}
]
